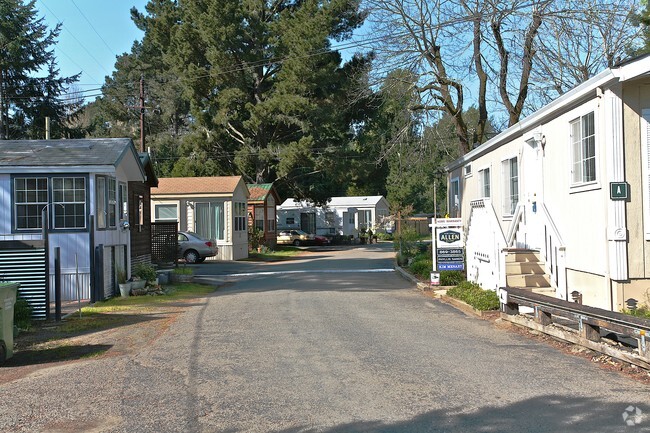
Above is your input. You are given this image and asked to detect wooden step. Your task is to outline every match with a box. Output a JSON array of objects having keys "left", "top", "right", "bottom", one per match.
[
  {"left": 506, "top": 262, "right": 545, "bottom": 275},
  {"left": 506, "top": 274, "right": 551, "bottom": 288},
  {"left": 515, "top": 286, "right": 557, "bottom": 297}
]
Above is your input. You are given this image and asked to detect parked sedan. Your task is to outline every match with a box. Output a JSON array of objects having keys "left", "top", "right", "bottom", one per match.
[
  {"left": 313, "top": 235, "right": 330, "bottom": 246},
  {"left": 178, "top": 231, "right": 218, "bottom": 263},
  {"left": 277, "top": 229, "right": 314, "bottom": 246}
]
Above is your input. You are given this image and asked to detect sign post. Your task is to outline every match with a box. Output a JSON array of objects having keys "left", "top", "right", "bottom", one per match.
[{"left": 432, "top": 218, "right": 464, "bottom": 281}]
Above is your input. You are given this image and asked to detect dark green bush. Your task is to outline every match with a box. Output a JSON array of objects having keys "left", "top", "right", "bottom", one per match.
[
  {"left": 409, "top": 258, "right": 433, "bottom": 280},
  {"left": 14, "top": 298, "right": 32, "bottom": 330},
  {"left": 440, "top": 271, "right": 465, "bottom": 286},
  {"left": 446, "top": 281, "right": 500, "bottom": 311}
]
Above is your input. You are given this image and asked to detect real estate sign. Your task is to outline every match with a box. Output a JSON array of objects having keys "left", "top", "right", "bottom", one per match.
[{"left": 433, "top": 219, "right": 465, "bottom": 271}]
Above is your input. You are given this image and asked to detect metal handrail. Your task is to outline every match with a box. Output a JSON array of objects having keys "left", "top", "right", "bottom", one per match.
[
  {"left": 501, "top": 287, "right": 650, "bottom": 363},
  {"left": 541, "top": 203, "right": 565, "bottom": 247},
  {"left": 505, "top": 202, "right": 525, "bottom": 247}
]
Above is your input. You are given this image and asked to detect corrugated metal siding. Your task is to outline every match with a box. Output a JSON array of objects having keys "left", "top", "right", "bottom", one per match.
[{"left": 0, "top": 245, "right": 47, "bottom": 319}]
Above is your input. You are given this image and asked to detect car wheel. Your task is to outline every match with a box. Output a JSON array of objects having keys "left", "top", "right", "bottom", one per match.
[
  {"left": 293, "top": 239, "right": 301, "bottom": 246},
  {"left": 195, "top": 257, "right": 206, "bottom": 263},
  {"left": 184, "top": 250, "right": 199, "bottom": 264}
]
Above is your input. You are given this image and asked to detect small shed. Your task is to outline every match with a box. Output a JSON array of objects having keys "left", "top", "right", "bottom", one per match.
[
  {"left": 247, "top": 183, "right": 281, "bottom": 249},
  {"left": 150, "top": 176, "right": 250, "bottom": 260}
]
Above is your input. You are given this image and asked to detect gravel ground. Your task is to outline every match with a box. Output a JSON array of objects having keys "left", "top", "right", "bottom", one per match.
[{"left": 0, "top": 245, "right": 649, "bottom": 432}]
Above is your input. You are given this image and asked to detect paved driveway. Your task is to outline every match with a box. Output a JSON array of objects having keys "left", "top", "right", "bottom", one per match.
[{"left": 0, "top": 244, "right": 649, "bottom": 432}]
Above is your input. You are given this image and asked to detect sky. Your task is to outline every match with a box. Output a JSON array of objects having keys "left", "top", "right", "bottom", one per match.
[{"left": 34, "top": 0, "right": 149, "bottom": 101}]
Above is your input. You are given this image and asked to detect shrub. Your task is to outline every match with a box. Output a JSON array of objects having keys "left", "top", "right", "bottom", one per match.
[
  {"left": 623, "top": 306, "right": 650, "bottom": 319},
  {"left": 133, "top": 263, "right": 157, "bottom": 282},
  {"left": 409, "top": 258, "right": 433, "bottom": 280},
  {"left": 446, "top": 281, "right": 500, "bottom": 311},
  {"left": 394, "top": 227, "right": 420, "bottom": 258},
  {"left": 440, "top": 271, "right": 465, "bottom": 286},
  {"left": 14, "top": 298, "right": 32, "bottom": 330},
  {"left": 376, "top": 232, "right": 393, "bottom": 241}
]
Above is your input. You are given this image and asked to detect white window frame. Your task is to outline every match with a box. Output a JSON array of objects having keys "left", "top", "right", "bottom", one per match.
[
  {"left": 14, "top": 177, "right": 48, "bottom": 231},
  {"left": 154, "top": 203, "right": 178, "bottom": 221},
  {"left": 501, "top": 156, "right": 518, "bottom": 216},
  {"left": 449, "top": 177, "right": 461, "bottom": 218},
  {"left": 107, "top": 177, "right": 117, "bottom": 228},
  {"left": 234, "top": 202, "right": 247, "bottom": 231},
  {"left": 464, "top": 164, "right": 472, "bottom": 178},
  {"left": 570, "top": 111, "right": 597, "bottom": 187},
  {"left": 119, "top": 182, "right": 128, "bottom": 221},
  {"left": 52, "top": 177, "right": 86, "bottom": 230},
  {"left": 478, "top": 166, "right": 491, "bottom": 198}
]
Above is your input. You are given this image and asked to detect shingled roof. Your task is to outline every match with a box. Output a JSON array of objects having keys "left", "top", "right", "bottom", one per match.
[
  {"left": 0, "top": 138, "right": 137, "bottom": 167},
  {"left": 152, "top": 176, "right": 245, "bottom": 195}
]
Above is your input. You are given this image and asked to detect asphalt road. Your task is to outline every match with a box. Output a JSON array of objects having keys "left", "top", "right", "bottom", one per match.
[{"left": 1, "top": 243, "right": 649, "bottom": 432}]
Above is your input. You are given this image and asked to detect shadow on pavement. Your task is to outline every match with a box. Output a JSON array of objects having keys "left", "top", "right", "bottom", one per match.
[
  {"left": 275, "top": 395, "right": 648, "bottom": 433},
  {"left": 2, "top": 344, "right": 113, "bottom": 367}
]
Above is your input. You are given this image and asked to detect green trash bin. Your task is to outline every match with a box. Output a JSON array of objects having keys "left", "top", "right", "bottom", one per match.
[{"left": 0, "top": 282, "right": 19, "bottom": 363}]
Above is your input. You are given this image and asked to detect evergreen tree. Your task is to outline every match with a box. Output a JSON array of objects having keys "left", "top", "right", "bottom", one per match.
[
  {"left": 161, "top": 0, "right": 368, "bottom": 203},
  {"left": 0, "top": 0, "right": 80, "bottom": 139}
]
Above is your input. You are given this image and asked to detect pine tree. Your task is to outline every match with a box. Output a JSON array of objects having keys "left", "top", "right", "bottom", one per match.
[{"left": 0, "top": 0, "right": 80, "bottom": 139}]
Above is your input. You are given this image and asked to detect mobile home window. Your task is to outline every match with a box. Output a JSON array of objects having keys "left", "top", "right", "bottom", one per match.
[
  {"left": 107, "top": 178, "right": 116, "bottom": 228},
  {"left": 96, "top": 177, "right": 106, "bottom": 228},
  {"left": 14, "top": 177, "right": 48, "bottom": 230},
  {"left": 119, "top": 183, "right": 128, "bottom": 221},
  {"left": 449, "top": 178, "right": 460, "bottom": 217},
  {"left": 478, "top": 167, "right": 490, "bottom": 198},
  {"left": 52, "top": 177, "right": 86, "bottom": 229},
  {"left": 502, "top": 157, "right": 518, "bottom": 215},
  {"left": 234, "top": 202, "right": 247, "bottom": 231},
  {"left": 570, "top": 112, "right": 596, "bottom": 184},
  {"left": 155, "top": 204, "right": 178, "bottom": 221}
]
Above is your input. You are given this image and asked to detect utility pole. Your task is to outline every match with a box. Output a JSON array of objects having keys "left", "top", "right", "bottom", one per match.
[
  {"left": 129, "top": 75, "right": 147, "bottom": 152},
  {"left": 139, "top": 76, "right": 145, "bottom": 152}
]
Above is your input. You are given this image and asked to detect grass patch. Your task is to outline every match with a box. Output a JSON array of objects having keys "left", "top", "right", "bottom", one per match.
[
  {"left": 22, "top": 283, "right": 217, "bottom": 340},
  {"left": 247, "top": 246, "right": 303, "bottom": 261},
  {"left": 446, "top": 281, "right": 500, "bottom": 311},
  {"left": 81, "top": 283, "right": 216, "bottom": 313}
]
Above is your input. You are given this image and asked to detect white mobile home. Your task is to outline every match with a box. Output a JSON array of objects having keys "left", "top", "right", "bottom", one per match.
[
  {"left": 277, "top": 196, "right": 390, "bottom": 237},
  {"left": 446, "top": 54, "right": 650, "bottom": 312}
]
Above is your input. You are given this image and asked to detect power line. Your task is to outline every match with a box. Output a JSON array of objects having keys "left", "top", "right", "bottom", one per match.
[
  {"left": 70, "top": 0, "right": 117, "bottom": 57},
  {"left": 39, "top": 0, "right": 112, "bottom": 77}
]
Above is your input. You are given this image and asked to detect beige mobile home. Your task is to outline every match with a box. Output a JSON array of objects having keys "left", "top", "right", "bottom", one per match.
[
  {"left": 150, "top": 176, "right": 249, "bottom": 261},
  {"left": 446, "top": 54, "right": 650, "bottom": 312}
]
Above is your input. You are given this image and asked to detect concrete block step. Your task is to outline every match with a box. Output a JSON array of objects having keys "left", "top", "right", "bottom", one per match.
[
  {"left": 506, "top": 262, "right": 545, "bottom": 275},
  {"left": 506, "top": 274, "right": 551, "bottom": 288},
  {"left": 505, "top": 251, "right": 541, "bottom": 263}
]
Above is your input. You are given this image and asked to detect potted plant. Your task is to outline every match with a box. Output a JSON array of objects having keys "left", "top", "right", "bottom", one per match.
[
  {"left": 133, "top": 263, "right": 157, "bottom": 288},
  {"left": 117, "top": 267, "right": 130, "bottom": 297},
  {"left": 172, "top": 265, "right": 193, "bottom": 283}
]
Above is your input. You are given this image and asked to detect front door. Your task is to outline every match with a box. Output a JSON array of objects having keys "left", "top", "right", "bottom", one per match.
[
  {"left": 300, "top": 212, "right": 315, "bottom": 234},
  {"left": 519, "top": 138, "right": 544, "bottom": 249}
]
